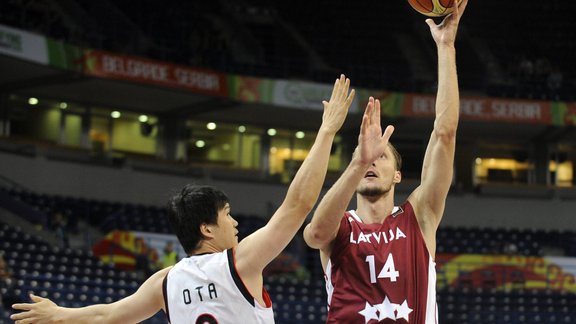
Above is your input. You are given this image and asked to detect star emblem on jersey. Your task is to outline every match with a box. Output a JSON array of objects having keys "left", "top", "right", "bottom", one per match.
[{"left": 358, "top": 297, "right": 413, "bottom": 323}]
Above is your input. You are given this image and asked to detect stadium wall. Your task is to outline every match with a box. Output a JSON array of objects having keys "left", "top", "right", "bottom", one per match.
[{"left": 1, "top": 151, "right": 574, "bottom": 231}]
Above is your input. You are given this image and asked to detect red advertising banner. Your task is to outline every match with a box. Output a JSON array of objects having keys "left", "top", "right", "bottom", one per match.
[
  {"left": 403, "top": 94, "right": 553, "bottom": 124},
  {"left": 81, "top": 50, "right": 228, "bottom": 96}
]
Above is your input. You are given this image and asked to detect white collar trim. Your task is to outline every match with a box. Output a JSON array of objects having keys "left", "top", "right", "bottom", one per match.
[{"left": 349, "top": 206, "right": 400, "bottom": 223}]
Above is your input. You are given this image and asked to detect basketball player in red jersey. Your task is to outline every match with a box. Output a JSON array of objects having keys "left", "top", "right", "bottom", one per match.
[
  {"left": 304, "top": 1, "right": 468, "bottom": 323},
  {"left": 11, "top": 75, "right": 356, "bottom": 324}
]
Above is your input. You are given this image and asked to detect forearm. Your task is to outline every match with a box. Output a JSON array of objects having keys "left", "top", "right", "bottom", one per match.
[
  {"left": 58, "top": 274, "right": 164, "bottom": 324},
  {"left": 435, "top": 45, "right": 459, "bottom": 132},
  {"left": 12, "top": 269, "right": 167, "bottom": 324},
  {"left": 282, "top": 127, "right": 336, "bottom": 215},
  {"left": 236, "top": 75, "right": 354, "bottom": 272},
  {"left": 52, "top": 304, "right": 113, "bottom": 323},
  {"left": 305, "top": 158, "right": 368, "bottom": 248},
  {"left": 416, "top": 45, "right": 459, "bottom": 220},
  {"left": 240, "top": 128, "right": 336, "bottom": 269}
]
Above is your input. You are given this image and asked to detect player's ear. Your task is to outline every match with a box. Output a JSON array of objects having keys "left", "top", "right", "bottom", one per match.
[
  {"left": 393, "top": 170, "right": 402, "bottom": 184},
  {"left": 200, "top": 223, "right": 215, "bottom": 238}
]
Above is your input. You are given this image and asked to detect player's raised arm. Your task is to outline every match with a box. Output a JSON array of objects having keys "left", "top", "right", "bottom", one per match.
[
  {"left": 11, "top": 267, "right": 170, "bottom": 324},
  {"left": 409, "top": 0, "right": 468, "bottom": 231},
  {"left": 304, "top": 98, "right": 394, "bottom": 253},
  {"left": 235, "top": 75, "right": 355, "bottom": 274}
]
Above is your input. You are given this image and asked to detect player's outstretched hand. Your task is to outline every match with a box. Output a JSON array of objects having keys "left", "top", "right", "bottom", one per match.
[
  {"left": 11, "top": 293, "right": 60, "bottom": 324},
  {"left": 356, "top": 96, "right": 394, "bottom": 165},
  {"left": 426, "top": 0, "right": 468, "bottom": 46},
  {"left": 321, "top": 74, "right": 356, "bottom": 134}
]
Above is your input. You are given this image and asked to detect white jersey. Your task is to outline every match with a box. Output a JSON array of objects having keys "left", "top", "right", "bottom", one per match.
[{"left": 163, "top": 249, "right": 275, "bottom": 324}]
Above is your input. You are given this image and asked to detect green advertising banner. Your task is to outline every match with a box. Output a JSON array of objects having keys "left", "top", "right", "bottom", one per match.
[
  {"left": 46, "top": 38, "right": 85, "bottom": 71},
  {"left": 551, "top": 102, "right": 576, "bottom": 126},
  {"left": 228, "top": 75, "right": 274, "bottom": 104}
]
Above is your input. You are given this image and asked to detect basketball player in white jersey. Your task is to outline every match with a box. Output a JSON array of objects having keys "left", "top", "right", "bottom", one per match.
[
  {"left": 304, "top": 1, "right": 468, "bottom": 323},
  {"left": 11, "top": 74, "right": 361, "bottom": 323}
]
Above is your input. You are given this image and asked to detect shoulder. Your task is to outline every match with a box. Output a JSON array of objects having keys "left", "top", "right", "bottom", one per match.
[
  {"left": 134, "top": 266, "right": 173, "bottom": 305},
  {"left": 406, "top": 187, "right": 427, "bottom": 219},
  {"left": 397, "top": 201, "right": 414, "bottom": 215},
  {"left": 152, "top": 266, "right": 173, "bottom": 282}
]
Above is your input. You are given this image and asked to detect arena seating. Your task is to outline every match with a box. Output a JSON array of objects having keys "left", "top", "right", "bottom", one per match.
[
  {"left": 0, "top": 221, "right": 156, "bottom": 322},
  {"left": 438, "top": 287, "right": 575, "bottom": 324},
  {"left": 8, "top": 186, "right": 576, "bottom": 258},
  {"left": 265, "top": 276, "right": 328, "bottom": 323},
  {"left": 2, "top": 189, "right": 576, "bottom": 323}
]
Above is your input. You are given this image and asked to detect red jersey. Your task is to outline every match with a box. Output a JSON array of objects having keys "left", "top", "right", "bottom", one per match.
[{"left": 325, "top": 201, "right": 437, "bottom": 323}]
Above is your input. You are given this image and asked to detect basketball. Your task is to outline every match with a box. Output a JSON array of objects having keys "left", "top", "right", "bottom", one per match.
[{"left": 407, "top": 0, "right": 462, "bottom": 17}]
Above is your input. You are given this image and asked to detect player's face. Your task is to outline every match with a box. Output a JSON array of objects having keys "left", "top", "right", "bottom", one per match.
[
  {"left": 356, "top": 145, "right": 401, "bottom": 197},
  {"left": 213, "top": 203, "right": 239, "bottom": 250}
]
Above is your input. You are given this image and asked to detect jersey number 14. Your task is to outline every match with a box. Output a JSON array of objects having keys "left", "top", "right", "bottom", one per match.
[{"left": 365, "top": 254, "right": 399, "bottom": 283}]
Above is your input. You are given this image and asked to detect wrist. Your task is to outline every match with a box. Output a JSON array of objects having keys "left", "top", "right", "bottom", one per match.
[
  {"left": 437, "top": 43, "right": 456, "bottom": 51},
  {"left": 349, "top": 155, "right": 372, "bottom": 169},
  {"left": 318, "top": 126, "right": 338, "bottom": 137},
  {"left": 53, "top": 310, "right": 64, "bottom": 323},
  {"left": 54, "top": 306, "right": 70, "bottom": 323}
]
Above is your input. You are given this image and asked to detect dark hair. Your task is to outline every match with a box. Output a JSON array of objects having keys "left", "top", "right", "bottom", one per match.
[
  {"left": 166, "top": 185, "right": 229, "bottom": 255},
  {"left": 388, "top": 142, "right": 402, "bottom": 171}
]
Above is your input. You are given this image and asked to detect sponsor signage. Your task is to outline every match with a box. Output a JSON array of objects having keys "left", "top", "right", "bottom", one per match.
[
  {"left": 272, "top": 79, "right": 361, "bottom": 112},
  {"left": 397, "top": 94, "right": 553, "bottom": 124},
  {"left": 0, "top": 24, "right": 48, "bottom": 64},
  {"left": 81, "top": 50, "right": 228, "bottom": 96}
]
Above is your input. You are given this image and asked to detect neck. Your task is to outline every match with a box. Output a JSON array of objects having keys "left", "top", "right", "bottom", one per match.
[
  {"left": 355, "top": 191, "right": 395, "bottom": 224},
  {"left": 191, "top": 242, "right": 222, "bottom": 255}
]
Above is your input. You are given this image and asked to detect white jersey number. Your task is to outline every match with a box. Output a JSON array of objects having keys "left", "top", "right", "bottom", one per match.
[{"left": 365, "top": 253, "right": 399, "bottom": 283}]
